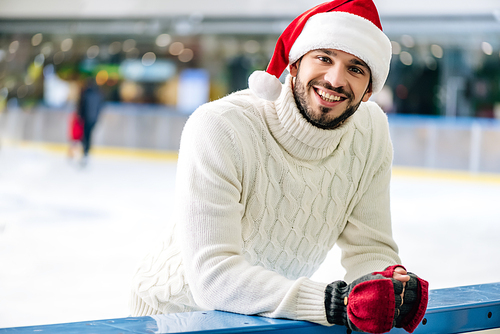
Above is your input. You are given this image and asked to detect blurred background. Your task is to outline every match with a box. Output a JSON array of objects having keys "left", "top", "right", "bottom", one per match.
[
  {"left": 1, "top": 0, "right": 500, "bottom": 169},
  {"left": 0, "top": 0, "right": 499, "bottom": 329}
]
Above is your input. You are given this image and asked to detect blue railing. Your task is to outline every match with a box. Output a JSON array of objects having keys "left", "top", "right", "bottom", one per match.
[{"left": 1, "top": 282, "right": 499, "bottom": 333}]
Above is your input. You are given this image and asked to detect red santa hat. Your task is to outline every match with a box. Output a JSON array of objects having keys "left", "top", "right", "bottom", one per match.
[{"left": 248, "top": 0, "right": 392, "bottom": 101}]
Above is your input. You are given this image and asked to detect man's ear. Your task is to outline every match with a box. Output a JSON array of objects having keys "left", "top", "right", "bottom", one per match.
[
  {"left": 362, "top": 90, "right": 373, "bottom": 102},
  {"left": 289, "top": 61, "right": 299, "bottom": 77},
  {"left": 361, "top": 81, "right": 373, "bottom": 102}
]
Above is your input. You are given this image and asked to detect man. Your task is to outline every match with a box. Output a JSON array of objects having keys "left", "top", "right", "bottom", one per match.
[{"left": 130, "top": 0, "right": 428, "bottom": 332}]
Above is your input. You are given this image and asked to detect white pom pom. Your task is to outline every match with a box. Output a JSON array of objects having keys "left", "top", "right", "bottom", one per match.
[{"left": 248, "top": 71, "right": 282, "bottom": 101}]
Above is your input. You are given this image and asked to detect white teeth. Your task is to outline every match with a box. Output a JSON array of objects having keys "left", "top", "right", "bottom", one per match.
[{"left": 317, "top": 90, "right": 341, "bottom": 102}]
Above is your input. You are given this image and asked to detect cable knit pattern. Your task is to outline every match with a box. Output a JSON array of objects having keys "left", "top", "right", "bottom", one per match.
[{"left": 130, "top": 75, "right": 401, "bottom": 326}]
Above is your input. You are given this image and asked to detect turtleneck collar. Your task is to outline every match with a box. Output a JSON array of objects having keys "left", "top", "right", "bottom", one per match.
[{"left": 264, "top": 75, "right": 352, "bottom": 161}]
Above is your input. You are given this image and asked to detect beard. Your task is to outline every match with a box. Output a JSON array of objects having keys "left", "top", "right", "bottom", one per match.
[{"left": 293, "top": 75, "right": 364, "bottom": 130}]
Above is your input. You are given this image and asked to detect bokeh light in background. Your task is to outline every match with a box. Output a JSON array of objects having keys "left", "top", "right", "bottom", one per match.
[
  {"left": 400, "top": 34, "right": 415, "bottom": 48},
  {"left": 178, "top": 48, "right": 193, "bottom": 63},
  {"left": 95, "top": 70, "right": 109, "bottom": 86},
  {"left": 168, "top": 42, "right": 184, "bottom": 56},
  {"left": 431, "top": 44, "right": 443, "bottom": 59},
  {"left": 155, "top": 34, "right": 172, "bottom": 48},
  {"left": 482, "top": 41, "right": 493, "bottom": 55},
  {"left": 31, "top": 33, "right": 43, "bottom": 46},
  {"left": 399, "top": 51, "right": 413, "bottom": 66},
  {"left": 141, "top": 52, "right": 156, "bottom": 66},
  {"left": 60, "top": 38, "right": 73, "bottom": 52},
  {"left": 108, "top": 41, "right": 121, "bottom": 55},
  {"left": 391, "top": 40, "right": 401, "bottom": 55},
  {"left": 122, "top": 39, "right": 136, "bottom": 52},
  {"left": 86, "top": 45, "right": 100, "bottom": 59}
]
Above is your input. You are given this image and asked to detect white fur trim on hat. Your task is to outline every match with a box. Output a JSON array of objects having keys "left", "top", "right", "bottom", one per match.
[{"left": 289, "top": 11, "right": 392, "bottom": 94}]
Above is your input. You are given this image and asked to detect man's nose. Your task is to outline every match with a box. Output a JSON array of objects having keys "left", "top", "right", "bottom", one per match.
[{"left": 324, "top": 64, "right": 347, "bottom": 89}]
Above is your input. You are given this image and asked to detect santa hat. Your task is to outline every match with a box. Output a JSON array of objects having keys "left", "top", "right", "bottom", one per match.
[{"left": 248, "top": 0, "right": 392, "bottom": 101}]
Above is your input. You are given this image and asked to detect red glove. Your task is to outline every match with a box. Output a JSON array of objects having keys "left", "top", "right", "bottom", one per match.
[{"left": 325, "top": 265, "right": 428, "bottom": 333}]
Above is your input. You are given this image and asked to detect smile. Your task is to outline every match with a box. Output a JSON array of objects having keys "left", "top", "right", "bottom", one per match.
[{"left": 316, "top": 88, "right": 345, "bottom": 103}]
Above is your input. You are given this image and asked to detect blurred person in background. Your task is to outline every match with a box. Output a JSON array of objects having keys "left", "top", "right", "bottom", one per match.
[
  {"left": 77, "top": 76, "right": 104, "bottom": 167},
  {"left": 130, "top": 0, "right": 428, "bottom": 332},
  {"left": 67, "top": 110, "right": 84, "bottom": 162}
]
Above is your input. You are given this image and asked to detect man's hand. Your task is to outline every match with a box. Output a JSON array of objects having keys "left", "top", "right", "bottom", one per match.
[
  {"left": 325, "top": 266, "right": 407, "bottom": 333},
  {"left": 324, "top": 265, "right": 429, "bottom": 333}
]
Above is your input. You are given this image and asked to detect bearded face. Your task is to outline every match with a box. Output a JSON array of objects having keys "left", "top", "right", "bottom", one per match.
[{"left": 289, "top": 49, "right": 373, "bottom": 130}]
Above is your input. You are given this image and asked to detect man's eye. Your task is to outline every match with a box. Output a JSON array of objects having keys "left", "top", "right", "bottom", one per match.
[
  {"left": 350, "top": 67, "right": 363, "bottom": 74},
  {"left": 318, "top": 56, "right": 331, "bottom": 63}
]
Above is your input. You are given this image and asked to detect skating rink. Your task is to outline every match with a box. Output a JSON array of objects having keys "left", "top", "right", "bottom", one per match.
[{"left": 1, "top": 143, "right": 499, "bottom": 328}]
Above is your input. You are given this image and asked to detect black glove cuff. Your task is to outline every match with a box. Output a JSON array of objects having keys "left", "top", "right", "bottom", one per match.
[{"left": 325, "top": 280, "right": 349, "bottom": 326}]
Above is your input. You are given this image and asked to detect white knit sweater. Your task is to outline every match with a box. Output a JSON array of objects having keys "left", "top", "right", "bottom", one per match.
[{"left": 130, "top": 76, "right": 401, "bottom": 326}]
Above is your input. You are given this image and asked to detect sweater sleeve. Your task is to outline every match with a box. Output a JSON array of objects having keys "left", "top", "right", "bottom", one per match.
[
  {"left": 336, "top": 106, "right": 402, "bottom": 283},
  {"left": 175, "top": 106, "right": 330, "bottom": 325}
]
